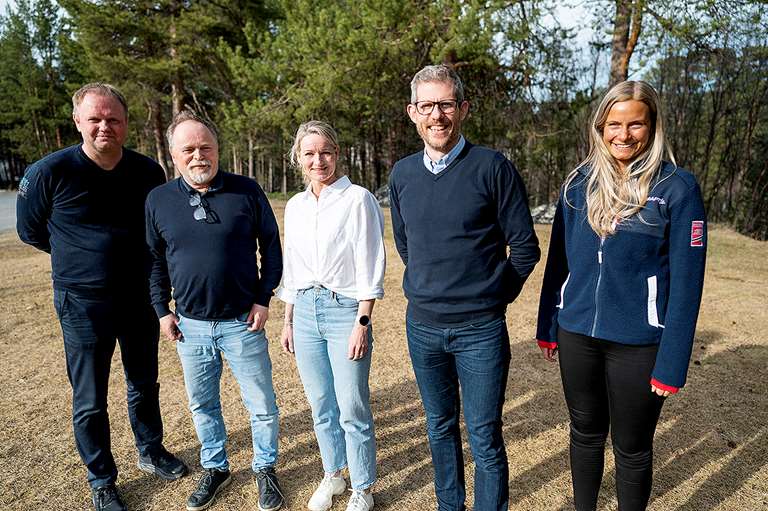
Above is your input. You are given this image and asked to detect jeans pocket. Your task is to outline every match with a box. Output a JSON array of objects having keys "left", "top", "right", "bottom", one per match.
[
  {"left": 466, "top": 316, "right": 506, "bottom": 330},
  {"left": 234, "top": 312, "right": 251, "bottom": 324},
  {"left": 332, "top": 292, "right": 359, "bottom": 308},
  {"left": 53, "top": 289, "right": 68, "bottom": 318}
]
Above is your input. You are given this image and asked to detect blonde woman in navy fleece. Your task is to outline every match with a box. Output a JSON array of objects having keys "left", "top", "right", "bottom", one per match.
[{"left": 536, "top": 81, "right": 706, "bottom": 511}]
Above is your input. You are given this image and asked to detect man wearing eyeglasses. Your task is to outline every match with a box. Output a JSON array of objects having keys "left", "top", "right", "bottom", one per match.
[
  {"left": 144, "top": 111, "right": 285, "bottom": 511},
  {"left": 16, "top": 83, "right": 187, "bottom": 511},
  {"left": 388, "top": 65, "right": 540, "bottom": 511}
]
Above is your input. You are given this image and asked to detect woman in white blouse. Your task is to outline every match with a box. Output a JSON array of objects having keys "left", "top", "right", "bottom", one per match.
[{"left": 277, "top": 120, "right": 386, "bottom": 511}]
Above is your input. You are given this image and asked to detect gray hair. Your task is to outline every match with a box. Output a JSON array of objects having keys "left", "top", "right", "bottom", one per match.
[
  {"left": 289, "top": 120, "right": 340, "bottom": 169},
  {"left": 166, "top": 110, "right": 219, "bottom": 150},
  {"left": 72, "top": 82, "right": 128, "bottom": 116},
  {"left": 410, "top": 65, "right": 465, "bottom": 103}
]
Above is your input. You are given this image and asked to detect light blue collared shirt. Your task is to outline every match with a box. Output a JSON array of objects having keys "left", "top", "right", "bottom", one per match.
[{"left": 422, "top": 136, "right": 466, "bottom": 175}]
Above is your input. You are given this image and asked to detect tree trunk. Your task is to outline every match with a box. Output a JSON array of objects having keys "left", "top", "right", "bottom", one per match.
[
  {"left": 169, "top": 2, "right": 184, "bottom": 115},
  {"left": 281, "top": 157, "right": 287, "bottom": 195},
  {"left": 609, "top": 0, "right": 644, "bottom": 87},
  {"left": 268, "top": 157, "right": 274, "bottom": 193},
  {"left": 149, "top": 99, "right": 173, "bottom": 179},
  {"left": 248, "top": 135, "right": 254, "bottom": 179}
]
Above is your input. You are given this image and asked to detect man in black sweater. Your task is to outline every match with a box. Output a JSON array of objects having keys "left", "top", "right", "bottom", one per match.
[
  {"left": 389, "top": 65, "right": 540, "bottom": 511},
  {"left": 145, "top": 111, "right": 284, "bottom": 511},
  {"left": 16, "top": 83, "right": 186, "bottom": 511}
]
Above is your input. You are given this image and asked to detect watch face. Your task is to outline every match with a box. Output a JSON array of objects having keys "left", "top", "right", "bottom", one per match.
[{"left": 358, "top": 315, "right": 370, "bottom": 326}]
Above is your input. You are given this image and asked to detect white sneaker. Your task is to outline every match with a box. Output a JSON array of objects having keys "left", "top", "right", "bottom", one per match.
[
  {"left": 307, "top": 473, "right": 347, "bottom": 511},
  {"left": 345, "top": 490, "right": 373, "bottom": 511}
]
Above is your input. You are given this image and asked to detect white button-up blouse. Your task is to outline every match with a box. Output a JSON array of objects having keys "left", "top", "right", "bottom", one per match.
[{"left": 276, "top": 175, "right": 386, "bottom": 304}]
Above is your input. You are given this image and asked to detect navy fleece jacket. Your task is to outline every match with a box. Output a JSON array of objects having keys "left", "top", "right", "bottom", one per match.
[{"left": 536, "top": 162, "right": 707, "bottom": 390}]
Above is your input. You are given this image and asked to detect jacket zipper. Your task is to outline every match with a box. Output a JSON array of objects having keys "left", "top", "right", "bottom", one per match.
[{"left": 591, "top": 236, "right": 605, "bottom": 337}]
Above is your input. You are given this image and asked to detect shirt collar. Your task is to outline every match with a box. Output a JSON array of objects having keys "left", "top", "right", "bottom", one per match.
[
  {"left": 303, "top": 175, "right": 351, "bottom": 199},
  {"left": 179, "top": 170, "right": 224, "bottom": 195},
  {"left": 422, "top": 135, "right": 465, "bottom": 173}
]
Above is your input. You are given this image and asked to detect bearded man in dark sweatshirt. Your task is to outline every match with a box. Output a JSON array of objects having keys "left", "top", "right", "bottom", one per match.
[
  {"left": 388, "top": 65, "right": 540, "bottom": 511},
  {"left": 145, "top": 110, "right": 284, "bottom": 511}
]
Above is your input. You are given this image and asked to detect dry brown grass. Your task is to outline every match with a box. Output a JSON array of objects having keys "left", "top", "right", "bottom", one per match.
[{"left": 0, "top": 201, "right": 766, "bottom": 510}]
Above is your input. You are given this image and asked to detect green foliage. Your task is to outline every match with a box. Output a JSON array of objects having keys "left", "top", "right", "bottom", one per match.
[
  {"left": 0, "top": 0, "right": 766, "bottom": 238},
  {"left": 0, "top": 0, "right": 79, "bottom": 163}
]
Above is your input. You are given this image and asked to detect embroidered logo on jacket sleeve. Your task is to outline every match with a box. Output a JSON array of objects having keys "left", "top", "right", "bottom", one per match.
[{"left": 690, "top": 220, "right": 704, "bottom": 247}]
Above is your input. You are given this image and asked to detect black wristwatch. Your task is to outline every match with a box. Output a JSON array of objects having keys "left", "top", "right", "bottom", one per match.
[{"left": 358, "top": 315, "right": 370, "bottom": 327}]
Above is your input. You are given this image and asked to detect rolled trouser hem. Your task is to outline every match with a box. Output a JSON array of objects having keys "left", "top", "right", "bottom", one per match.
[
  {"left": 201, "top": 462, "right": 230, "bottom": 471},
  {"left": 351, "top": 480, "right": 376, "bottom": 491}
]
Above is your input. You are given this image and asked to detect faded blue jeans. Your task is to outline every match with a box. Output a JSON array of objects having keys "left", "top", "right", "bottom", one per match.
[
  {"left": 176, "top": 313, "right": 279, "bottom": 471},
  {"left": 293, "top": 287, "right": 376, "bottom": 490},
  {"left": 406, "top": 315, "right": 511, "bottom": 511}
]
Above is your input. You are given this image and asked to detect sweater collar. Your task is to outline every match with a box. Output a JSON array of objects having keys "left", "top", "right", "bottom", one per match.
[{"left": 178, "top": 171, "right": 224, "bottom": 195}]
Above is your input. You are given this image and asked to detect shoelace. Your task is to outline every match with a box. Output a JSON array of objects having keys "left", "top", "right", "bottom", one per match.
[
  {"left": 257, "top": 471, "right": 285, "bottom": 501},
  {"left": 94, "top": 487, "right": 117, "bottom": 506},
  {"left": 346, "top": 490, "right": 370, "bottom": 511},
  {"left": 318, "top": 474, "right": 337, "bottom": 491},
  {"left": 191, "top": 471, "right": 215, "bottom": 498}
]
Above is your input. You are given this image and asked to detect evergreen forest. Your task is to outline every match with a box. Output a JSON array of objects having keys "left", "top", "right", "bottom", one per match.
[{"left": 1, "top": 0, "right": 766, "bottom": 238}]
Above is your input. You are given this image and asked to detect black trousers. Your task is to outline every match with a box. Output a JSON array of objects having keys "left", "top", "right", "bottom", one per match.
[
  {"left": 53, "top": 288, "right": 163, "bottom": 488},
  {"left": 557, "top": 328, "right": 666, "bottom": 511}
]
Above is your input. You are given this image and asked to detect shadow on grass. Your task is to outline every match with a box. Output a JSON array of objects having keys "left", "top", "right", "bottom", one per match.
[
  {"left": 122, "top": 333, "right": 768, "bottom": 510},
  {"left": 565, "top": 331, "right": 768, "bottom": 511}
]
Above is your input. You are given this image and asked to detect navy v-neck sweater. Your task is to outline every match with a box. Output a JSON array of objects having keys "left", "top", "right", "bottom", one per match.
[{"left": 389, "top": 142, "right": 540, "bottom": 326}]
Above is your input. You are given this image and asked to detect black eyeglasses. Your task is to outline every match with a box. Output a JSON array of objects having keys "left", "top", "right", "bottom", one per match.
[
  {"left": 188, "top": 193, "right": 210, "bottom": 221},
  {"left": 413, "top": 100, "right": 460, "bottom": 116}
]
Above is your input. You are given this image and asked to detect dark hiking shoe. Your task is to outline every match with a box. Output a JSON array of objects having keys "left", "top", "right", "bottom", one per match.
[
  {"left": 92, "top": 484, "right": 127, "bottom": 511},
  {"left": 254, "top": 466, "right": 285, "bottom": 511},
  {"left": 186, "top": 468, "right": 232, "bottom": 511},
  {"left": 138, "top": 446, "right": 188, "bottom": 480}
]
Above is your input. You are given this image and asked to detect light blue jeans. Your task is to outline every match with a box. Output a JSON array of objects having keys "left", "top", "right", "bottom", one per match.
[
  {"left": 176, "top": 313, "right": 279, "bottom": 471},
  {"left": 293, "top": 287, "right": 376, "bottom": 490}
]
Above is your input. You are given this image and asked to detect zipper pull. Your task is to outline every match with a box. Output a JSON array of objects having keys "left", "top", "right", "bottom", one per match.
[{"left": 598, "top": 236, "right": 605, "bottom": 264}]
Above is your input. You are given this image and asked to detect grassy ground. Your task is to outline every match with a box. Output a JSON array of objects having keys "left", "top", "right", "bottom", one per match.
[{"left": 0, "top": 201, "right": 766, "bottom": 510}]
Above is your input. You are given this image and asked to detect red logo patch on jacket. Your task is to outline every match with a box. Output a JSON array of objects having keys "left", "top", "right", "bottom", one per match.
[{"left": 690, "top": 221, "right": 704, "bottom": 247}]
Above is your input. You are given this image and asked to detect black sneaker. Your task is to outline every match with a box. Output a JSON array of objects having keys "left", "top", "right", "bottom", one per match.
[
  {"left": 91, "top": 484, "right": 127, "bottom": 511},
  {"left": 254, "top": 466, "right": 285, "bottom": 511},
  {"left": 186, "top": 468, "right": 232, "bottom": 511},
  {"left": 138, "top": 446, "right": 188, "bottom": 480}
]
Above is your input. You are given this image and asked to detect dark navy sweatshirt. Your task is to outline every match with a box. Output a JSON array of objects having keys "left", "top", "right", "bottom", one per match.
[
  {"left": 145, "top": 172, "right": 282, "bottom": 321},
  {"left": 389, "top": 142, "right": 540, "bottom": 326},
  {"left": 536, "top": 162, "right": 707, "bottom": 389},
  {"left": 16, "top": 144, "right": 165, "bottom": 294}
]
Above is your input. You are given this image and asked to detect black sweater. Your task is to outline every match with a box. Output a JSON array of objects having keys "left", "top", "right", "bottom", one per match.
[
  {"left": 145, "top": 172, "right": 282, "bottom": 320},
  {"left": 16, "top": 144, "right": 165, "bottom": 295},
  {"left": 389, "top": 142, "right": 540, "bottom": 325}
]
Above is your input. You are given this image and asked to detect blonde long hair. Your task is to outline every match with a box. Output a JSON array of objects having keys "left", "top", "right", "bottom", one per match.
[{"left": 565, "top": 81, "right": 675, "bottom": 236}]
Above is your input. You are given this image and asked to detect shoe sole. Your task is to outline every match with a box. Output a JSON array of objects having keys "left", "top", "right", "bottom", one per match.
[
  {"left": 307, "top": 487, "right": 346, "bottom": 511},
  {"left": 137, "top": 460, "right": 189, "bottom": 481},
  {"left": 258, "top": 499, "right": 284, "bottom": 511},
  {"left": 186, "top": 474, "right": 232, "bottom": 511}
]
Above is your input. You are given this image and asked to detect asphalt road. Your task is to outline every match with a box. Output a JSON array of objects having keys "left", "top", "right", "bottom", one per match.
[{"left": 0, "top": 191, "right": 17, "bottom": 232}]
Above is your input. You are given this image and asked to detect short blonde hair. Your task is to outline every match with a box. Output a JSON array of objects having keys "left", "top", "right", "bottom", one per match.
[
  {"left": 289, "top": 120, "right": 342, "bottom": 185},
  {"left": 289, "top": 120, "right": 340, "bottom": 169},
  {"left": 72, "top": 83, "right": 128, "bottom": 116}
]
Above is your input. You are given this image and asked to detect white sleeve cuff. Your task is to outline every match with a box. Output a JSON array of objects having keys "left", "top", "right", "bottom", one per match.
[{"left": 275, "top": 286, "right": 298, "bottom": 304}]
